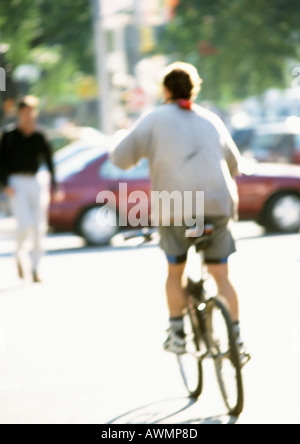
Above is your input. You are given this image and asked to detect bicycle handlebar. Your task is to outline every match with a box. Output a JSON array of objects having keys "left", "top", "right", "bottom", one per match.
[
  {"left": 122, "top": 224, "right": 214, "bottom": 247},
  {"left": 122, "top": 228, "right": 158, "bottom": 243}
]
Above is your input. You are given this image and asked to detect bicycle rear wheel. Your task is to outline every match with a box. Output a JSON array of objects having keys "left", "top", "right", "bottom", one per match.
[
  {"left": 206, "top": 297, "right": 244, "bottom": 417},
  {"left": 177, "top": 303, "right": 203, "bottom": 399}
]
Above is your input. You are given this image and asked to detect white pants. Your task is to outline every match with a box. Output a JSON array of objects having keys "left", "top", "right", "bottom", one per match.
[{"left": 8, "top": 172, "right": 51, "bottom": 272}]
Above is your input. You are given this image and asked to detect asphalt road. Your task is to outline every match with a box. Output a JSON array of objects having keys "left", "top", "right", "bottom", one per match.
[{"left": 0, "top": 220, "right": 300, "bottom": 424}]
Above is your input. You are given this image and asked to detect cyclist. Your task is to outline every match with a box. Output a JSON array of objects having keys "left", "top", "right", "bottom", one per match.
[{"left": 111, "top": 62, "right": 246, "bottom": 355}]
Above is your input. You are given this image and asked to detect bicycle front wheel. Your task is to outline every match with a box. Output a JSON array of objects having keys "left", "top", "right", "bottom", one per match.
[
  {"left": 206, "top": 297, "right": 244, "bottom": 417},
  {"left": 177, "top": 304, "right": 203, "bottom": 399}
]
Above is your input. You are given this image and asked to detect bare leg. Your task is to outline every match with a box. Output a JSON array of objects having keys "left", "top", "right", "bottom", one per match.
[
  {"left": 164, "top": 261, "right": 188, "bottom": 353},
  {"left": 206, "top": 263, "right": 239, "bottom": 322},
  {"left": 166, "top": 262, "right": 187, "bottom": 318}
]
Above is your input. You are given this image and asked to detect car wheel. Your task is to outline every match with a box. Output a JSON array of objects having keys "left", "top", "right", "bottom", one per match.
[
  {"left": 78, "top": 206, "right": 119, "bottom": 246},
  {"left": 264, "top": 193, "right": 300, "bottom": 233}
]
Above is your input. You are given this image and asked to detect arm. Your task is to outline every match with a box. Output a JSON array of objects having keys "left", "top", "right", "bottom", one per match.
[
  {"left": 223, "top": 131, "right": 241, "bottom": 178},
  {"left": 111, "top": 112, "right": 153, "bottom": 169},
  {"left": 41, "top": 134, "right": 56, "bottom": 189},
  {"left": 215, "top": 118, "right": 241, "bottom": 178},
  {"left": 0, "top": 132, "right": 9, "bottom": 189}
]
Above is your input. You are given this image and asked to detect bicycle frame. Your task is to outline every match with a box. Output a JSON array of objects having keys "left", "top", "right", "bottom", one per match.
[
  {"left": 123, "top": 226, "right": 246, "bottom": 415},
  {"left": 185, "top": 277, "right": 214, "bottom": 361}
]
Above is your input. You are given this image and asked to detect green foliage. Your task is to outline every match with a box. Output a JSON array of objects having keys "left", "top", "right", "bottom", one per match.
[
  {"left": 0, "top": 0, "right": 94, "bottom": 105},
  {"left": 30, "top": 46, "right": 80, "bottom": 107},
  {"left": 35, "top": 0, "right": 94, "bottom": 73},
  {"left": 0, "top": 0, "right": 39, "bottom": 65},
  {"left": 161, "top": 0, "right": 300, "bottom": 103}
]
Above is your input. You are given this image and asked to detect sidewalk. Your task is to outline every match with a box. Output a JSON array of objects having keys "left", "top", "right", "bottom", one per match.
[{"left": 0, "top": 216, "right": 84, "bottom": 256}]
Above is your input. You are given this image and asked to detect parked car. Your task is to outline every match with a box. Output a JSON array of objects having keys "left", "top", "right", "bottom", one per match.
[
  {"left": 54, "top": 135, "right": 112, "bottom": 167},
  {"left": 238, "top": 161, "right": 300, "bottom": 233},
  {"left": 54, "top": 140, "right": 94, "bottom": 167},
  {"left": 231, "top": 127, "right": 255, "bottom": 153},
  {"left": 49, "top": 152, "right": 300, "bottom": 245},
  {"left": 50, "top": 150, "right": 151, "bottom": 245},
  {"left": 232, "top": 118, "right": 300, "bottom": 164}
]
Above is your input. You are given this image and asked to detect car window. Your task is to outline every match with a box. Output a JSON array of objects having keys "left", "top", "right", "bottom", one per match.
[
  {"left": 100, "top": 158, "right": 150, "bottom": 180},
  {"left": 56, "top": 148, "right": 103, "bottom": 181},
  {"left": 232, "top": 128, "right": 254, "bottom": 152},
  {"left": 250, "top": 133, "right": 294, "bottom": 162},
  {"left": 54, "top": 144, "right": 90, "bottom": 166}
]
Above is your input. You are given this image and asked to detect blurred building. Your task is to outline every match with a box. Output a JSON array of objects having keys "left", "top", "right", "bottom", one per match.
[
  {"left": 94, "top": 0, "right": 179, "bottom": 131},
  {"left": 0, "top": 44, "right": 18, "bottom": 126}
]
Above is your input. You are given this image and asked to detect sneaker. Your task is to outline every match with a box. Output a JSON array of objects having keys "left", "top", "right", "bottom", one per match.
[
  {"left": 32, "top": 271, "right": 42, "bottom": 284},
  {"left": 236, "top": 339, "right": 251, "bottom": 367},
  {"left": 232, "top": 323, "right": 251, "bottom": 367},
  {"left": 163, "top": 330, "right": 186, "bottom": 355}
]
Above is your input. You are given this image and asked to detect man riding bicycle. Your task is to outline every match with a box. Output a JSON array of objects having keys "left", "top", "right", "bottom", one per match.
[{"left": 111, "top": 62, "right": 246, "bottom": 356}]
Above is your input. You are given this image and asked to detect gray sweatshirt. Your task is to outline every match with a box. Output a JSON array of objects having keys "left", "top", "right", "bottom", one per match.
[{"left": 111, "top": 103, "right": 241, "bottom": 220}]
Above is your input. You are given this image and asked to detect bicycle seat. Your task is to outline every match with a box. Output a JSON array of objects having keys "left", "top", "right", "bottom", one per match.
[{"left": 185, "top": 223, "right": 213, "bottom": 252}]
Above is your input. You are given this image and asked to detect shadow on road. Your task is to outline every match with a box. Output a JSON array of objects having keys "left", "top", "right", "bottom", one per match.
[
  {"left": 0, "top": 285, "right": 23, "bottom": 297},
  {"left": 46, "top": 242, "right": 158, "bottom": 257},
  {"left": 107, "top": 397, "right": 237, "bottom": 425},
  {"left": 0, "top": 226, "right": 298, "bottom": 259},
  {"left": 0, "top": 237, "right": 159, "bottom": 259}
]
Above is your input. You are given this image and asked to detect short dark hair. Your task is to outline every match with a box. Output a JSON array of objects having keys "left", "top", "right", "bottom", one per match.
[{"left": 163, "top": 62, "right": 203, "bottom": 100}]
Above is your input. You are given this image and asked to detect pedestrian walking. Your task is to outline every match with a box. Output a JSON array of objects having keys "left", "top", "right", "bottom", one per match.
[{"left": 0, "top": 96, "right": 56, "bottom": 282}]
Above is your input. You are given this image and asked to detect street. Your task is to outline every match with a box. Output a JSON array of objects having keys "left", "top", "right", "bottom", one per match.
[{"left": 0, "top": 220, "right": 300, "bottom": 424}]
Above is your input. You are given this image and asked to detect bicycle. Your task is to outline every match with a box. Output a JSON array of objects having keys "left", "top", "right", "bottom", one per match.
[{"left": 123, "top": 224, "right": 250, "bottom": 418}]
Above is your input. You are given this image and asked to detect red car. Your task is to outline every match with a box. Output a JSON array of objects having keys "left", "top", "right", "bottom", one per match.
[
  {"left": 50, "top": 149, "right": 151, "bottom": 245},
  {"left": 50, "top": 151, "right": 300, "bottom": 245}
]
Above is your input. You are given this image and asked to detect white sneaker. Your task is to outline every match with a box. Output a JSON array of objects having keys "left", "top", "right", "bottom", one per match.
[
  {"left": 237, "top": 341, "right": 251, "bottom": 367},
  {"left": 163, "top": 330, "right": 186, "bottom": 355}
]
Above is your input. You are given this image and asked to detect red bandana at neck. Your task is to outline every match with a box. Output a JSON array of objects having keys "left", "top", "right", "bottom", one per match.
[{"left": 177, "top": 99, "right": 193, "bottom": 110}]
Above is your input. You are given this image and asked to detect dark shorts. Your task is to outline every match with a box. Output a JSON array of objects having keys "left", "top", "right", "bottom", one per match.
[{"left": 159, "top": 217, "right": 236, "bottom": 265}]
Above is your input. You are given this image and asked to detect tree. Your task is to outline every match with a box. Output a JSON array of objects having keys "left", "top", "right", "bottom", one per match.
[
  {"left": 0, "top": 0, "right": 39, "bottom": 66},
  {"left": 0, "top": 0, "right": 94, "bottom": 106},
  {"left": 0, "top": 0, "right": 93, "bottom": 71},
  {"left": 34, "top": 1, "right": 94, "bottom": 73},
  {"left": 161, "top": 0, "right": 300, "bottom": 103}
]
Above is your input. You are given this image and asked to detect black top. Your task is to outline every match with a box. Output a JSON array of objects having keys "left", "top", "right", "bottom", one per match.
[{"left": 0, "top": 127, "right": 56, "bottom": 188}]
